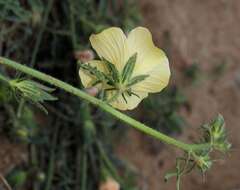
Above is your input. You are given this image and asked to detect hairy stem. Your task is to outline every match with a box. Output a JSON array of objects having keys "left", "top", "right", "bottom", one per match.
[{"left": 0, "top": 57, "right": 210, "bottom": 152}]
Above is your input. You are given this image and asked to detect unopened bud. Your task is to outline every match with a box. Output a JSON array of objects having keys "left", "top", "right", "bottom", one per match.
[
  {"left": 85, "top": 87, "right": 99, "bottom": 97},
  {"left": 99, "top": 178, "right": 120, "bottom": 190},
  {"left": 194, "top": 153, "right": 212, "bottom": 173},
  {"left": 74, "top": 50, "right": 95, "bottom": 63}
]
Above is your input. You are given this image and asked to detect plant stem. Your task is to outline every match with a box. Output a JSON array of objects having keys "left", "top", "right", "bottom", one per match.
[
  {"left": 0, "top": 57, "right": 210, "bottom": 152},
  {"left": 0, "top": 173, "right": 12, "bottom": 190},
  {"left": 44, "top": 123, "right": 59, "bottom": 190}
]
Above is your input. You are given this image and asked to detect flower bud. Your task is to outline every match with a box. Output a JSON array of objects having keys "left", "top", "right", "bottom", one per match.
[
  {"left": 202, "top": 114, "right": 231, "bottom": 153},
  {"left": 211, "top": 114, "right": 225, "bottom": 140},
  {"left": 194, "top": 153, "right": 212, "bottom": 173},
  {"left": 99, "top": 178, "right": 120, "bottom": 190},
  {"left": 210, "top": 114, "right": 231, "bottom": 153},
  {"left": 85, "top": 87, "right": 99, "bottom": 97},
  {"left": 74, "top": 50, "right": 95, "bottom": 63}
]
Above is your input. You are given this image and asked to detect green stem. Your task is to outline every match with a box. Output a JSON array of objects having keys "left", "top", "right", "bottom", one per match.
[
  {"left": 80, "top": 151, "right": 87, "bottom": 190},
  {"left": 44, "top": 123, "right": 59, "bottom": 190},
  {"left": 97, "top": 141, "right": 121, "bottom": 182},
  {"left": 0, "top": 57, "right": 210, "bottom": 152}
]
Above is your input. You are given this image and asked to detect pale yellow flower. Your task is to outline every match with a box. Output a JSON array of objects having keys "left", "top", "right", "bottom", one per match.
[{"left": 79, "top": 27, "right": 170, "bottom": 110}]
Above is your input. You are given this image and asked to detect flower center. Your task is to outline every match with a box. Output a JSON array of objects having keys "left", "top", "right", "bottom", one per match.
[{"left": 79, "top": 53, "right": 149, "bottom": 104}]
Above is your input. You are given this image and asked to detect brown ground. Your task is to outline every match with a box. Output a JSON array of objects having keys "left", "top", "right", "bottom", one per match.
[
  {"left": 0, "top": 135, "right": 26, "bottom": 175},
  {"left": 117, "top": 0, "right": 240, "bottom": 190}
]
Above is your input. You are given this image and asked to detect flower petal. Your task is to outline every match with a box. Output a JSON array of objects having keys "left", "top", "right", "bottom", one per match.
[
  {"left": 127, "top": 27, "right": 170, "bottom": 93},
  {"left": 132, "top": 49, "right": 170, "bottom": 93},
  {"left": 79, "top": 60, "right": 106, "bottom": 88},
  {"left": 90, "top": 27, "right": 129, "bottom": 71},
  {"left": 107, "top": 90, "right": 148, "bottom": 110}
]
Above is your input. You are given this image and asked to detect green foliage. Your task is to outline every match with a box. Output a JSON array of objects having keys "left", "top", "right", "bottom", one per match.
[
  {"left": 6, "top": 169, "right": 27, "bottom": 188},
  {"left": 0, "top": 0, "right": 32, "bottom": 23}
]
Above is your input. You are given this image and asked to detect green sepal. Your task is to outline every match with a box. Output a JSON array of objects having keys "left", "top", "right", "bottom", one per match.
[
  {"left": 121, "top": 53, "right": 137, "bottom": 83},
  {"left": 122, "top": 93, "right": 128, "bottom": 103},
  {"left": 102, "top": 58, "right": 120, "bottom": 83},
  {"left": 80, "top": 63, "right": 106, "bottom": 81},
  {"left": 126, "top": 89, "right": 140, "bottom": 98},
  {"left": 80, "top": 63, "right": 114, "bottom": 85},
  {"left": 127, "top": 74, "right": 149, "bottom": 87},
  {"left": 10, "top": 79, "right": 58, "bottom": 114}
]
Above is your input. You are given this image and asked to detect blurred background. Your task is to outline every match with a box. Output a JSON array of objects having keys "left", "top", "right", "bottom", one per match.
[{"left": 0, "top": 0, "right": 239, "bottom": 190}]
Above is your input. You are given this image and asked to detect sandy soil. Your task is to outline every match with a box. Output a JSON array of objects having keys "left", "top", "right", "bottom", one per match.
[{"left": 117, "top": 0, "right": 240, "bottom": 190}]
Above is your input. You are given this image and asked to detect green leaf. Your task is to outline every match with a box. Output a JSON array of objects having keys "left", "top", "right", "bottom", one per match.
[
  {"left": 103, "top": 58, "right": 120, "bottom": 83},
  {"left": 127, "top": 74, "right": 149, "bottom": 87},
  {"left": 121, "top": 53, "right": 137, "bottom": 83}
]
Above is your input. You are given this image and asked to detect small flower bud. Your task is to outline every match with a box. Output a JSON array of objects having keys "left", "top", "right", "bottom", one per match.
[
  {"left": 202, "top": 114, "right": 231, "bottom": 153},
  {"left": 211, "top": 114, "right": 225, "bottom": 139},
  {"left": 210, "top": 114, "right": 231, "bottom": 153},
  {"left": 74, "top": 50, "right": 95, "bottom": 63},
  {"left": 85, "top": 87, "right": 99, "bottom": 97},
  {"left": 99, "top": 178, "right": 120, "bottom": 190},
  {"left": 194, "top": 153, "right": 212, "bottom": 173}
]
